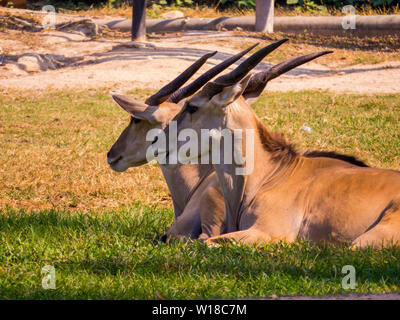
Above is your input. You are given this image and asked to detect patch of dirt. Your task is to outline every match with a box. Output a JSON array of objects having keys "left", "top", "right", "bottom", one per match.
[{"left": 0, "top": 8, "right": 399, "bottom": 94}]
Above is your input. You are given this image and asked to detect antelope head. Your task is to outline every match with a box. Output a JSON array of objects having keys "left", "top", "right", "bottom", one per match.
[
  {"left": 107, "top": 44, "right": 259, "bottom": 172},
  {"left": 155, "top": 44, "right": 332, "bottom": 167}
]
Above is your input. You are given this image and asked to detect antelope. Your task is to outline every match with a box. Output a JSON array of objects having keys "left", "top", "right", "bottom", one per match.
[
  {"left": 107, "top": 44, "right": 263, "bottom": 240},
  {"left": 155, "top": 46, "right": 400, "bottom": 249},
  {"left": 107, "top": 41, "right": 366, "bottom": 242},
  {"left": 107, "top": 42, "right": 366, "bottom": 242},
  {"left": 107, "top": 41, "right": 295, "bottom": 240}
]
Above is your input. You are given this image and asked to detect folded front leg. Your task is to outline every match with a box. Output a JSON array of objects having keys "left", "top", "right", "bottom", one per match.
[
  {"left": 204, "top": 228, "right": 271, "bottom": 246},
  {"left": 163, "top": 207, "right": 202, "bottom": 242},
  {"left": 198, "top": 184, "right": 226, "bottom": 240}
]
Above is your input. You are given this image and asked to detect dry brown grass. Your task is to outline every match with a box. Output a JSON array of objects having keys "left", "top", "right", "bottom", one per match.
[
  {"left": 1, "top": 88, "right": 399, "bottom": 213},
  {"left": 0, "top": 88, "right": 171, "bottom": 212}
]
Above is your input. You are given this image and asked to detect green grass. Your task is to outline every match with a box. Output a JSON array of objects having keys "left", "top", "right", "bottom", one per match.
[
  {"left": 1, "top": 89, "right": 400, "bottom": 298},
  {"left": 255, "top": 91, "right": 400, "bottom": 169},
  {"left": 1, "top": 205, "right": 399, "bottom": 299}
]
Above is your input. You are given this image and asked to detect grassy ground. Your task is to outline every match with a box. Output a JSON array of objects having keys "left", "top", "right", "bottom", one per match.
[
  {"left": 1, "top": 89, "right": 400, "bottom": 211},
  {"left": 1, "top": 88, "right": 400, "bottom": 298},
  {"left": 1, "top": 206, "right": 399, "bottom": 299}
]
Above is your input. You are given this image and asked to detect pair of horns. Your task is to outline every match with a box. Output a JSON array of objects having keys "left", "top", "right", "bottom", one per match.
[
  {"left": 144, "top": 40, "right": 332, "bottom": 106},
  {"left": 145, "top": 43, "right": 259, "bottom": 106}
]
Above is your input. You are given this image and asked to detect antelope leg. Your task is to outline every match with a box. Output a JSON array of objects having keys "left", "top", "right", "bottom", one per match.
[
  {"left": 204, "top": 229, "right": 273, "bottom": 246},
  {"left": 163, "top": 207, "right": 202, "bottom": 242},
  {"left": 352, "top": 201, "right": 400, "bottom": 249},
  {"left": 198, "top": 183, "right": 226, "bottom": 240}
]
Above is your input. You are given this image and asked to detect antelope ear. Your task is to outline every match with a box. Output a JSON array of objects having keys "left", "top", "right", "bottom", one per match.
[
  {"left": 110, "top": 93, "right": 166, "bottom": 124},
  {"left": 210, "top": 74, "right": 252, "bottom": 108}
]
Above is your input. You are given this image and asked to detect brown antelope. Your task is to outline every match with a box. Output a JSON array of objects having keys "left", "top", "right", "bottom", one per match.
[
  {"left": 155, "top": 46, "right": 400, "bottom": 249},
  {"left": 107, "top": 42, "right": 366, "bottom": 242},
  {"left": 107, "top": 40, "right": 313, "bottom": 240},
  {"left": 107, "top": 43, "right": 265, "bottom": 240}
]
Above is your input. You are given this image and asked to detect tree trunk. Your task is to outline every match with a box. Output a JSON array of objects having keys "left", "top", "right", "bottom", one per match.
[
  {"left": 255, "top": 0, "right": 274, "bottom": 33},
  {"left": 131, "top": 0, "right": 147, "bottom": 41}
]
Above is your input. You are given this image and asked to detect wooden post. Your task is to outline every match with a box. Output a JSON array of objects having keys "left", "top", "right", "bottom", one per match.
[
  {"left": 132, "top": 0, "right": 147, "bottom": 41},
  {"left": 255, "top": 0, "right": 274, "bottom": 33}
]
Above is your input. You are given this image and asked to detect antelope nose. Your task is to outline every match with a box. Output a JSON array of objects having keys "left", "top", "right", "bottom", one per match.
[
  {"left": 107, "top": 151, "right": 122, "bottom": 165},
  {"left": 108, "top": 156, "right": 122, "bottom": 165}
]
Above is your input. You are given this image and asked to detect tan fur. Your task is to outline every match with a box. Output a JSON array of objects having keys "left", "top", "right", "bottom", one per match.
[
  {"left": 108, "top": 96, "right": 226, "bottom": 240},
  {"left": 164, "top": 84, "right": 400, "bottom": 249}
]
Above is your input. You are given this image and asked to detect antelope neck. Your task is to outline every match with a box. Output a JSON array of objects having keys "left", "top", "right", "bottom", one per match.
[{"left": 160, "top": 163, "right": 214, "bottom": 217}]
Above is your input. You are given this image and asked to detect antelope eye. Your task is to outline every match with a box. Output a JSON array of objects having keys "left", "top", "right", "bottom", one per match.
[{"left": 186, "top": 104, "right": 198, "bottom": 114}]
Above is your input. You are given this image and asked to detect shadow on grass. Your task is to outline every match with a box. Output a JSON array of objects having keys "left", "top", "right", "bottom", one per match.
[
  {"left": 0, "top": 206, "right": 172, "bottom": 240},
  {"left": 1, "top": 207, "right": 399, "bottom": 299}
]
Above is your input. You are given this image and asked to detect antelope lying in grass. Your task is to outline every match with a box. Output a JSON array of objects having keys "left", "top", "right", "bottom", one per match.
[
  {"left": 107, "top": 41, "right": 366, "bottom": 242},
  {"left": 154, "top": 46, "right": 400, "bottom": 248},
  {"left": 107, "top": 41, "right": 294, "bottom": 240},
  {"left": 107, "top": 44, "right": 271, "bottom": 240},
  {"left": 107, "top": 41, "right": 367, "bottom": 242}
]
